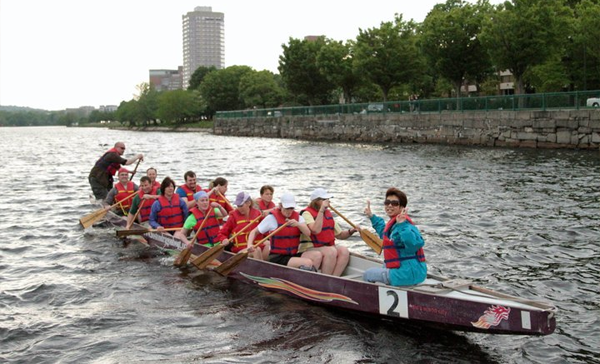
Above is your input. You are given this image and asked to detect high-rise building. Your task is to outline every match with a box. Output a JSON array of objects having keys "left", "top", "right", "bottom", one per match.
[
  {"left": 149, "top": 67, "right": 183, "bottom": 91},
  {"left": 182, "top": 6, "right": 224, "bottom": 89}
]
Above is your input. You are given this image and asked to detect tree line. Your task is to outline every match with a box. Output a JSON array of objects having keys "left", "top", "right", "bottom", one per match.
[{"left": 2, "top": 0, "right": 598, "bottom": 127}]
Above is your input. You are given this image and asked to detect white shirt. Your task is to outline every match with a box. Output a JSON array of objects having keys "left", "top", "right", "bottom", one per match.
[{"left": 257, "top": 214, "right": 305, "bottom": 234}]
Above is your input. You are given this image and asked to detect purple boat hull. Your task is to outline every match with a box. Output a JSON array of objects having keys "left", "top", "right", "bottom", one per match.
[{"left": 105, "top": 212, "right": 556, "bottom": 336}]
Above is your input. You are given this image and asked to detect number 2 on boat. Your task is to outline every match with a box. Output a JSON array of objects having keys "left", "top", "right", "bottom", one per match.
[{"left": 378, "top": 287, "right": 408, "bottom": 318}]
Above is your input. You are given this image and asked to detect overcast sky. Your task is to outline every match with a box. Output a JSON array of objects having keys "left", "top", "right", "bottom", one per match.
[{"left": 1, "top": 0, "right": 497, "bottom": 111}]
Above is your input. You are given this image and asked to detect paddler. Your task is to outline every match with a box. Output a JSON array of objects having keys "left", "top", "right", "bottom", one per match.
[{"left": 88, "top": 141, "right": 143, "bottom": 200}]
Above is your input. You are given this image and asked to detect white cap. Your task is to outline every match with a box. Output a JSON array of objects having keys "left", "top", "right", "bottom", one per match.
[
  {"left": 280, "top": 192, "right": 296, "bottom": 208},
  {"left": 310, "top": 188, "right": 333, "bottom": 201}
]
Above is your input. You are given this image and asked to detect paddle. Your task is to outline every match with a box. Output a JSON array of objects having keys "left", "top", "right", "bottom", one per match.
[
  {"left": 214, "top": 220, "right": 291, "bottom": 276},
  {"left": 116, "top": 227, "right": 180, "bottom": 237},
  {"left": 217, "top": 191, "right": 235, "bottom": 211},
  {"left": 328, "top": 205, "right": 383, "bottom": 255},
  {"left": 129, "top": 159, "right": 141, "bottom": 181},
  {"left": 191, "top": 214, "right": 262, "bottom": 270},
  {"left": 173, "top": 209, "right": 210, "bottom": 267},
  {"left": 125, "top": 197, "right": 145, "bottom": 230},
  {"left": 80, "top": 191, "right": 138, "bottom": 229}
]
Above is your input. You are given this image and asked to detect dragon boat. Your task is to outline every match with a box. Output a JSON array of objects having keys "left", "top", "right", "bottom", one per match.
[{"left": 94, "top": 208, "right": 556, "bottom": 336}]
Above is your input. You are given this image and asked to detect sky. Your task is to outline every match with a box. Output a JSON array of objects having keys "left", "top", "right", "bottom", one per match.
[{"left": 1, "top": 0, "right": 494, "bottom": 111}]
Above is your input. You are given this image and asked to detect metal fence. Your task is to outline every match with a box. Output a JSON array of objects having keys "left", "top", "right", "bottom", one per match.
[{"left": 216, "top": 90, "right": 600, "bottom": 119}]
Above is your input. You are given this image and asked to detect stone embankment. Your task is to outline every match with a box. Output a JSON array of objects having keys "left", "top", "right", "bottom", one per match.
[{"left": 214, "top": 109, "right": 600, "bottom": 150}]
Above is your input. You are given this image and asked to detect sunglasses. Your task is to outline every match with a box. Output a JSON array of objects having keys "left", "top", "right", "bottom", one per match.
[{"left": 384, "top": 199, "right": 401, "bottom": 207}]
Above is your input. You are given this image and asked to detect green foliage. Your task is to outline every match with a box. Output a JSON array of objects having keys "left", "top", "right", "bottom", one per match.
[
  {"left": 199, "top": 65, "right": 254, "bottom": 114},
  {"left": 157, "top": 89, "right": 204, "bottom": 124},
  {"left": 278, "top": 37, "right": 336, "bottom": 105},
  {"left": 239, "top": 70, "right": 284, "bottom": 109},
  {"left": 188, "top": 66, "right": 217, "bottom": 90},
  {"left": 480, "top": 0, "right": 573, "bottom": 94},
  {"left": 420, "top": 0, "right": 493, "bottom": 97},
  {"left": 354, "top": 15, "right": 423, "bottom": 101},
  {"left": 316, "top": 39, "right": 363, "bottom": 103}
]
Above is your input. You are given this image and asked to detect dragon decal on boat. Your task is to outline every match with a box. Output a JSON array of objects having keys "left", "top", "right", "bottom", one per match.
[
  {"left": 241, "top": 272, "right": 359, "bottom": 305},
  {"left": 471, "top": 305, "right": 511, "bottom": 329}
]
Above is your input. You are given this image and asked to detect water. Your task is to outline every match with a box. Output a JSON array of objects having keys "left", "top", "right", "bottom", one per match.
[{"left": 0, "top": 126, "right": 598, "bottom": 363}]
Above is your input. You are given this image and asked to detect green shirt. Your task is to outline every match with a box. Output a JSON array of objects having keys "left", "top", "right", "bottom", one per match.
[{"left": 129, "top": 189, "right": 161, "bottom": 215}]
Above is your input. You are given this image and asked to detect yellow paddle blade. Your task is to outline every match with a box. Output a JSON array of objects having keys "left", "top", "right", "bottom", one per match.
[
  {"left": 213, "top": 251, "right": 249, "bottom": 276},
  {"left": 360, "top": 229, "right": 383, "bottom": 255},
  {"left": 191, "top": 245, "right": 225, "bottom": 270},
  {"left": 79, "top": 208, "right": 108, "bottom": 229}
]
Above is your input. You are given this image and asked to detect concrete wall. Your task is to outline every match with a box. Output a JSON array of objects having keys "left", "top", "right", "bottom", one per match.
[{"left": 214, "top": 109, "right": 600, "bottom": 149}]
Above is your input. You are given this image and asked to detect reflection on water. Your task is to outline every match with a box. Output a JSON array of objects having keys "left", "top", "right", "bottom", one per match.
[{"left": 0, "top": 126, "right": 598, "bottom": 363}]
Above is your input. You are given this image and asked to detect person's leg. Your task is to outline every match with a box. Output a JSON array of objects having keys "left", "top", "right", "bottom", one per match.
[
  {"left": 308, "top": 247, "right": 335, "bottom": 274},
  {"left": 363, "top": 267, "right": 390, "bottom": 284},
  {"left": 300, "top": 250, "right": 322, "bottom": 270},
  {"left": 332, "top": 245, "right": 350, "bottom": 277},
  {"left": 89, "top": 176, "right": 109, "bottom": 200}
]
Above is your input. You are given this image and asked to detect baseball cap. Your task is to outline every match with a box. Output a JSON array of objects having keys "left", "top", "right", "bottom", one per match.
[
  {"left": 310, "top": 188, "right": 333, "bottom": 201},
  {"left": 280, "top": 192, "right": 296, "bottom": 208},
  {"left": 234, "top": 191, "right": 251, "bottom": 206}
]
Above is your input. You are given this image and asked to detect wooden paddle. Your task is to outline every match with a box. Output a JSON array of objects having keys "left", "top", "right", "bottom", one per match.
[
  {"left": 80, "top": 191, "right": 138, "bottom": 229},
  {"left": 214, "top": 220, "right": 291, "bottom": 276},
  {"left": 191, "top": 214, "right": 262, "bottom": 269},
  {"left": 125, "top": 197, "right": 146, "bottom": 229},
  {"left": 129, "top": 159, "right": 141, "bottom": 181},
  {"left": 173, "top": 209, "right": 210, "bottom": 267},
  {"left": 116, "top": 227, "right": 180, "bottom": 237},
  {"left": 328, "top": 205, "right": 383, "bottom": 255},
  {"left": 217, "top": 191, "right": 235, "bottom": 210}
]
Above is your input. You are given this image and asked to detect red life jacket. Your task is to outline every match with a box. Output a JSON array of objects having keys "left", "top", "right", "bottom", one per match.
[
  {"left": 302, "top": 206, "right": 335, "bottom": 247},
  {"left": 114, "top": 181, "right": 135, "bottom": 214},
  {"left": 156, "top": 194, "right": 184, "bottom": 228},
  {"left": 94, "top": 147, "right": 121, "bottom": 182},
  {"left": 258, "top": 199, "right": 275, "bottom": 211},
  {"left": 178, "top": 184, "right": 201, "bottom": 202},
  {"left": 226, "top": 208, "right": 262, "bottom": 253},
  {"left": 152, "top": 180, "right": 161, "bottom": 191},
  {"left": 269, "top": 209, "right": 301, "bottom": 255},
  {"left": 190, "top": 207, "right": 221, "bottom": 245},
  {"left": 210, "top": 194, "right": 233, "bottom": 214},
  {"left": 382, "top": 216, "right": 426, "bottom": 269},
  {"left": 137, "top": 185, "right": 159, "bottom": 222}
]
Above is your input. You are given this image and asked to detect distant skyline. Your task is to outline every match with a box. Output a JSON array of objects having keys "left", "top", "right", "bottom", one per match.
[{"left": 0, "top": 0, "right": 501, "bottom": 111}]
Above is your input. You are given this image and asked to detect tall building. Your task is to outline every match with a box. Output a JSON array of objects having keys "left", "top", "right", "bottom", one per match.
[
  {"left": 182, "top": 6, "right": 224, "bottom": 89},
  {"left": 149, "top": 67, "right": 183, "bottom": 91}
]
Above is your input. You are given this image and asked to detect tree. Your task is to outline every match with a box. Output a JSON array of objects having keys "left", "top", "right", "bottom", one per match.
[
  {"left": 278, "top": 37, "right": 335, "bottom": 105},
  {"left": 354, "top": 15, "right": 422, "bottom": 101},
  {"left": 188, "top": 65, "right": 217, "bottom": 90},
  {"left": 420, "top": 0, "right": 493, "bottom": 98},
  {"left": 199, "top": 65, "right": 253, "bottom": 114},
  {"left": 239, "top": 70, "right": 284, "bottom": 109},
  {"left": 480, "top": 0, "right": 572, "bottom": 95},
  {"left": 157, "top": 90, "right": 204, "bottom": 124},
  {"left": 316, "top": 39, "right": 363, "bottom": 103}
]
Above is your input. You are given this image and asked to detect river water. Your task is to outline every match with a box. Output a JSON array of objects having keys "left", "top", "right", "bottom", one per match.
[{"left": 0, "top": 126, "right": 598, "bottom": 363}]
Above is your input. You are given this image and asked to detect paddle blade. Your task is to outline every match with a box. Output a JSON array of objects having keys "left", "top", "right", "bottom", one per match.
[
  {"left": 191, "top": 245, "right": 225, "bottom": 270},
  {"left": 360, "top": 229, "right": 383, "bottom": 255},
  {"left": 116, "top": 229, "right": 148, "bottom": 237},
  {"left": 79, "top": 208, "right": 108, "bottom": 229},
  {"left": 174, "top": 246, "right": 193, "bottom": 267},
  {"left": 213, "top": 252, "right": 249, "bottom": 276}
]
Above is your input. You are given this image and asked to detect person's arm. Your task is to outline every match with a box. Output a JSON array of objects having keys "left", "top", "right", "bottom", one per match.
[
  {"left": 180, "top": 200, "right": 190, "bottom": 220},
  {"left": 211, "top": 202, "right": 227, "bottom": 217},
  {"left": 334, "top": 220, "right": 356, "bottom": 240},
  {"left": 103, "top": 188, "right": 117, "bottom": 207},
  {"left": 124, "top": 153, "right": 143, "bottom": 165},
  {"left": 216, "top": 214, "right": 235, "bottom": 244},
  {"left": 149, "top": 202, "right": 161, "bottom": 229},
  {"left": 174, "top": 227, "right": 192, "bottom": 246}
]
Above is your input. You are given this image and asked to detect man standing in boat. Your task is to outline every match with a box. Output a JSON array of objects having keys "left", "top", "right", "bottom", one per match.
[
  {"left": 363, "top": 188, "right": 427, "bottom": 286},
  {"left": 88, "top": 142, "right": 143, "bottom": 200}
]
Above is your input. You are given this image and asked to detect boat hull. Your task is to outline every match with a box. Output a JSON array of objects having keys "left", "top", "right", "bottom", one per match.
[{"left": 104, "top": 212, "right": 556, "bottom": 335}]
